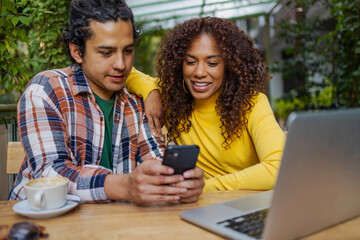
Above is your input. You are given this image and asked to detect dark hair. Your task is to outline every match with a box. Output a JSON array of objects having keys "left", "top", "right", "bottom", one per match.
[
  {"left": 156, "top": 17, "right": 267, "bottom": 148},
  {"left": 62, "top": 0, "right": 140, "bottom": 63}
]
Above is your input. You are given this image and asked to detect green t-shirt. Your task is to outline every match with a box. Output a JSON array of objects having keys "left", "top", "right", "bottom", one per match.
[{"left": 93, "top": 92, "right": 115, "bottom": 169}]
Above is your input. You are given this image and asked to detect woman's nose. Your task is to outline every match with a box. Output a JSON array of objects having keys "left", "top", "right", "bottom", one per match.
[{"left": 194, "top": 63, "right": 207, "bottom": 78}]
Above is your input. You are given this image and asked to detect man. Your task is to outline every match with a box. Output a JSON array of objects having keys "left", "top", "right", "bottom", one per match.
[{"left": 9, "top": 0, "right": 204, "bottom": 203}]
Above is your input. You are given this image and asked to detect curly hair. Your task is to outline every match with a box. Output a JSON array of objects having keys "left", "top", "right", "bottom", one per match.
[
  {"left": 156, "top": 17, "right": 267, "bottom": 148},
  {"left": 62, "top": 0, "right": 140, "bottom": 63}
]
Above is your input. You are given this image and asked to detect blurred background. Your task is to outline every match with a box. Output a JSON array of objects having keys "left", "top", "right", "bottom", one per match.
[
  {"left": 0, "top": 0, "right": 359, "bottom": 199},
  {"left": 1, "top": 0, "right": 360, "bottom": 118}
]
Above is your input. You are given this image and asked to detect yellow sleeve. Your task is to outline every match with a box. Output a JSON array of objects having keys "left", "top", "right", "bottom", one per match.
[
  {"left": 125, "top": 67, "right": 159, "bottom": 100},
  {"left": 204, "top": 94, "right": 286, "bottom": 191}
]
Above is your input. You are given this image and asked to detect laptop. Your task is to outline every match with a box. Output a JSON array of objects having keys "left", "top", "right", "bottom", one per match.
[{"left": 181, "top": 108, "right": 360, "bottom": 240}]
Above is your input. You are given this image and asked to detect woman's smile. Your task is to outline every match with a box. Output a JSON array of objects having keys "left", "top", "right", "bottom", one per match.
[{"left": 191, "top": 81, "right": 213, "bottom": 91}]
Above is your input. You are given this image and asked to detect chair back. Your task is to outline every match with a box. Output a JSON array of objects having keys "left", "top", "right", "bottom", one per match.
[{"left": 6, "top": 142, "right": 24, "bottom": 174}]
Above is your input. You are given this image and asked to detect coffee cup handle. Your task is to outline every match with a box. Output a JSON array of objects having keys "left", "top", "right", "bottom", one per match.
[{"left": 34, "top": 191, "right": 45, "bottom": 209}]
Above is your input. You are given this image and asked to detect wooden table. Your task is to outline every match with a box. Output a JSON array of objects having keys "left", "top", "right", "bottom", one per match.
[{"left": 1, "top": 190, "right": 360, "bottom": 239}]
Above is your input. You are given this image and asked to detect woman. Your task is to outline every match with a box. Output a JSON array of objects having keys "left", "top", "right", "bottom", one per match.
[
  {"left": 156, "top": 17, "right": 285, "bottom": 191},
  {"left": 129, "top": 17, "right": 285, "bottom": 191}
]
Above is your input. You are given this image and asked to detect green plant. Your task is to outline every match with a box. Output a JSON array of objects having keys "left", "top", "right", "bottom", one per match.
[
  {"left": 0, "top": 1, "right": 168, "bottom": 103},
  {"left": 0, "top": 0, "right": 71, "bottom": 97},
  {"left": 274, "top": 81, "right": 334, "bottom": 120},
  {"left": 325, "top": 0, "right": 360, "bottom": 107},
  {"left": 271, "top": 0, "right": 334, "bottom": 89},
  {"left": 273, "top": 0, "right": 359, "bottom": 120}
]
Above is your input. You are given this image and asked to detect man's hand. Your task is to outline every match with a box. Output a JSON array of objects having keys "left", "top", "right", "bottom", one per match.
[
  {"left": 144, "top": 90, "right": 163, "bottom": 140},
  {"left": 104, "top": 160, "right": 188, "bottom": 204},
  {"left": 175, "top": 167, "right": 205, "bottom": 203}
]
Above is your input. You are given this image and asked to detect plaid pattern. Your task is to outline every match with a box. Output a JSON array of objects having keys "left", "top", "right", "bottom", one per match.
[{"left": 9, "top": 64, "right": 164, "bottom": 202}]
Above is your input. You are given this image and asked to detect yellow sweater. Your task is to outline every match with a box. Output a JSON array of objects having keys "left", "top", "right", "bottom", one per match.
[
  {"left": 126, "top": 67, "right": 159, "bottom": 100},
  {"left": 174, "top": 92, "right": 285, "bottom": 191},
  {"left": 126, "top": 68, "right": 285, "bottom": 191}
]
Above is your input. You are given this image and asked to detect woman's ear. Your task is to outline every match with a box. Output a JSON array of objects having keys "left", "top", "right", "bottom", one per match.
[{"left": 69, "top": 42, "right": 83, "bottom": 64}]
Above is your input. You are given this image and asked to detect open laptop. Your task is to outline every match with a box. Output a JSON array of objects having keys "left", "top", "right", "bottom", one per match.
[{"left": 181, "top": 108, "right": 360, "bottom": 240}]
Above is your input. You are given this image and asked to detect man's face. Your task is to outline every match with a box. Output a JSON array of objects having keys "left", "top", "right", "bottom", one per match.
[{"left": 73, "top": 20, "right": 134, "bottom": 100}]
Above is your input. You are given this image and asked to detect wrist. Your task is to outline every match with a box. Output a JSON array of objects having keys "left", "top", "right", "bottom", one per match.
[{"left": 104, "top": 174, "right": 131, "bottom": 200}]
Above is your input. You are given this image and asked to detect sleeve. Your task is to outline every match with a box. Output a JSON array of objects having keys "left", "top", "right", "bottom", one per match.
[
  {"left": 204, "top": 94, "right": 286, "bottom": 191},
  {"left": 12, "top": 77, "right": 111, "bottom": 202},
  {"left": 125, "top": 67, "right": 159, "bottom": 101}
]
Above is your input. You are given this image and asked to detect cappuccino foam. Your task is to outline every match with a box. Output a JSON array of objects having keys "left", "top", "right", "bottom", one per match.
[{"left": 27, "top": 177, "right": 67, "bottom": 188}]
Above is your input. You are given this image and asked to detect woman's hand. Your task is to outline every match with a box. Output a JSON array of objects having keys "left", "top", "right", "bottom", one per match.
[
  {"left": 144, "top": 90, "right": 164, "bottom": 140},
  {"left": 175, "top": 167, "right": 205, "bottom": 203}
]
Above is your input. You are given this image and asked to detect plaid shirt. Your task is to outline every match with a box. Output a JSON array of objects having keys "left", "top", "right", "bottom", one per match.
[{"left": 9, "top": 64, "right": 164, "bottom": 202}]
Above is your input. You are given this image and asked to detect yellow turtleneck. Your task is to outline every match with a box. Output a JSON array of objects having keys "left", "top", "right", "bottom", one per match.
[
  {"left": 175, "top": 92, "right": 285, "bottom": 191},
  {"left": 126, "top": 68, "right": 285, "bottom": 191},
  {"left": 125, "top": 67, "right": 159, "bottom": 100}
]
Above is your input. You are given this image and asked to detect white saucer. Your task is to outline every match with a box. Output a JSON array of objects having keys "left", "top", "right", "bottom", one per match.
[{"left": 13, "top": 195, "right": 80, "bottom": 219}]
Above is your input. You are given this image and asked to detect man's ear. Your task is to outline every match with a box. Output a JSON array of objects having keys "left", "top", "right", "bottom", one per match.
[{"left": 69, "top": 42, "right": 83, "bottom": 64}]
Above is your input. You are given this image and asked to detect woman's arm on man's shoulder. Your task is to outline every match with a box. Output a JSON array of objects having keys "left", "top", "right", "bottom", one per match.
[{"left": 126, "top": 67, "right": 163, "bottom": 138}]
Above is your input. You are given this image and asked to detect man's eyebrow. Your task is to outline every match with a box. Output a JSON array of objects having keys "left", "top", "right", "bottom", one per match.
[
  {"left": 125, "top": 43, "right": 135, "bottom": 48},
  {"left": 96, "top": 43, "right": 135, "bottom": 50},
  {"left": 97, "top": 46, "right": 115, "bottom": 50},
  {"left": 185, "top": 53, "right": 222, "bottom": 59}
]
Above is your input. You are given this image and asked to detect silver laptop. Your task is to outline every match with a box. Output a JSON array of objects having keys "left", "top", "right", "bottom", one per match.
[{"left": 181, "top": 108, "right": 360, "bottom": 240}]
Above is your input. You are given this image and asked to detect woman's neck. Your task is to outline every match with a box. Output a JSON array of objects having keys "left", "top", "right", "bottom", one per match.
[{"left": 194, "top": 91, "right": 221, "bottom": 113}]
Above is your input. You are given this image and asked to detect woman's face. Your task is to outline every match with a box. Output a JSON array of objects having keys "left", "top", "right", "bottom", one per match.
[{"left": 182, "top": 33, "right": 225, "bottom": 100}]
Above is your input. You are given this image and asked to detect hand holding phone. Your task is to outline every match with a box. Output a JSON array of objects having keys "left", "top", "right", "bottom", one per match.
[{"left": 162, "top": 145, "right": 200, "bottom": 175}]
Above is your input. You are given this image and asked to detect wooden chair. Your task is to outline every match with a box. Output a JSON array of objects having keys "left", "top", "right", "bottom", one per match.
[{"left": 6, "top": 141, "right": 25, "bottom": 174}]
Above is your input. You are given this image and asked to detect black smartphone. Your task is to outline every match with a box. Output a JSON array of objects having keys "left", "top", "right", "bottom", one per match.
[{"left": 162, "top": 145, "right": 200, "bottom": 174}]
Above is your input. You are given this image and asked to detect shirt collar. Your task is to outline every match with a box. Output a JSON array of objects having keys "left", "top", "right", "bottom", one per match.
[{"left": 71, "top": 64, "right": 92, "bottom": 95}]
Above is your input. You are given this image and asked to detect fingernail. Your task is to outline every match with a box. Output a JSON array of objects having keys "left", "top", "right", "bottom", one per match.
[
  {"left": 184, "top": 172, "right": 191, "bottom": 178},
  {"left": 181, "top": 188, "right": 187, "bottom": 193},
  {"left": 174, "top": 196, "right": 180, "bottom": 200},
  {"left": 168, "top": 168, "right": 174, "bottom": 174}
]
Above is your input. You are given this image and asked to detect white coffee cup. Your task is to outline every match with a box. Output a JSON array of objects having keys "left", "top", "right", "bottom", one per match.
[{"left": 24, "top": 177, "right": 69, "bottom": 211}]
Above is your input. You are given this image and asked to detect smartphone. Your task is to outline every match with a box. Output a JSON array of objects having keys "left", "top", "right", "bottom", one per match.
[{"left": 162, "top": 145, "right": 200, "bottom": 175}]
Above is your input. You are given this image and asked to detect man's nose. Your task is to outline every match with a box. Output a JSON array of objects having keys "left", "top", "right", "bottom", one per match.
[{"left": 113, "top": 54, "right": 126, "bottom": 71}]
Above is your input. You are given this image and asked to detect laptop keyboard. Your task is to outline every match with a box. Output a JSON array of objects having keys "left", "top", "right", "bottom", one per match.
[{"left": 217, "top": 208, "right": 269, "bottom": 239}]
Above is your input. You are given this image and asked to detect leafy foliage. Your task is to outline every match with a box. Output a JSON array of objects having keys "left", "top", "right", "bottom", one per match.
[
  {"left": 273, "top": 0, "right": 360, "bottom": 119},
  {"left": 326, "top": 0, "right": 360, "bottom": 107},
  {"left": 274, "top": 81, "right": 334, "bottom": 119},
  {"left": 0, "top": 0, "right": 168, "bottom": 103},
  {"left": 0, "top": 0, "right": 71, "bottom": 99}
]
